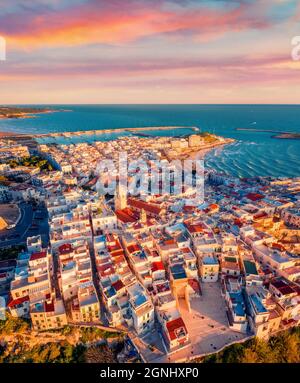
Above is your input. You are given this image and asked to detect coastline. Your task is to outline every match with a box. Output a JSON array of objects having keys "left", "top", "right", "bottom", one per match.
[
  {"left": 0, "top": 109, "right": 58, "bottom": 122},
  {"left": 0, "top": 127, "right": 235, "bottom": 167},
  {"left": 187, "top": 138, "right": 234, "bottom": 160}
]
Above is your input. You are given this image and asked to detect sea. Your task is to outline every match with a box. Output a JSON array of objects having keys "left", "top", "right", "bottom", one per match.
[{"left": 0, "top": 104, "right": 299, "bottom": 178}]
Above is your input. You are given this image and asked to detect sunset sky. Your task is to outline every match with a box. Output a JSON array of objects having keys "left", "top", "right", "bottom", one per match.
[{"left": 0, "top": 0, "right": 300, "bottom": 104}]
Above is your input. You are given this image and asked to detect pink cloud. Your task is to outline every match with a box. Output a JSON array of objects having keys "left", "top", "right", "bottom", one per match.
[{"left": 0, "top": 0, "right": 272, "bottom": 48}]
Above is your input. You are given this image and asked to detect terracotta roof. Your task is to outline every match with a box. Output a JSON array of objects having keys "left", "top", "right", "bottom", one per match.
[
  {"left": 115, "top": 208, "right": 138, "bottom": 223},
  {"left": 186, "top": 223, "right": 205, "bottom": 233},
  {"left": 181, "top": 247, "right": 192, "bottom": 254},
  {"left": 164, "top": 239, "right": 176, "bottom": 245},
  {"left": 58, "top": 243, "right": 73, "bottom": 255},
  {"left": 246, "top": 193, "right": 264, "bottom": 201},
  {"left": 152, "top": 261, "right": 165, "bottom": 272},
  {"left": 112, "top": 280, "right": 124, "bottom": 291},
  {"left": 254, "top": 212, "right": 268, "bottom": 220},
  {"left": 127, "top": 198, "right": 163, "bottom": 215},
  {"left": 112, "top": 255, "right": 126, "bottom": 264},
  {"left": 107, "top": 240, "right": 122, "bottom": 253},
  {"left": 127, "top": 244, "right": 141, "bottom": 255},
  {"left": 30, "top": 251, "right": 47, "bottom": 261},
  {"left": 270, "top": 243, "right": 285, "bottom": 251},
  {"left": 98, "top": 264, "right": 115, "bottom": 276},
  {"left": 7, "top": 295, "right": 29, "bottom": 308},
  {"left": 110, "top": 249, "right": 125, "bottom": 258},
  {"left": 183, "top": 206, "right": 195, "bottom": 212},
  {"left": 166, "top": 317, "right": 188, "bottom": 341}
]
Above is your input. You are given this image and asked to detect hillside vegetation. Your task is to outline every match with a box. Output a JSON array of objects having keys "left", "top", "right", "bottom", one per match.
[
  {"left": 8, "top": 156, "right": 53, "bottom": 171},
  {"left": 0, "top": 316, "right": 124, "bottom": 363}
]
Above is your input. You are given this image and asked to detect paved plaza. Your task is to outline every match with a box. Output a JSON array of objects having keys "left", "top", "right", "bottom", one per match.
[{"left": 156, "top": 282, "right": 249, "bottom": 362}]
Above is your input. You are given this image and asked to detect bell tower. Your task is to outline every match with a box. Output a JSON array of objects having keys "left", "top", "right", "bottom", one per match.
[{"left": 115, "top": 182, "right": 127, "bottom": 210}]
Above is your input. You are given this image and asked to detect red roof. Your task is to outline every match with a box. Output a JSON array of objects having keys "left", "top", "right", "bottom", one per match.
[
  {"left": 254, "top": 212, "right": 268, "bottom": 220},
  {"left": 44, "top": 299, "right": 55, "bottom": 313},
  {"left": 107, "top": 240, "right": 122, "bottom": 253},
  {"left": 166, "top": 317, "right": 188, "bottom": 341},
  {"left": 30, "top": 251, "right": 47, "bottom": 261},
  {"left": 115, "top": 208, "right": 138, "bottom": 223},
  {"left": 98, "top": 264, "right": 115, "bottom": 276},
  {"left": 115, "top": 255, "right": 126, "bottom": 264},
  {"left": 58, "top": 243, "right": 73, "bottom": 255},
  {"left": 7, "top": 295, "right": 29, "bottom": 308},
  {"left": 186, "top": 223, "right": 205, "bottom": 233},
  {"left": 246, "top": 193, "right": 264, "bottom": 202},
  {"left": 127, "top": 244, "right": 141, "bottom": 254},
  {"left": 271, "top": 243, "right": 286, "bottom": 251},
  {"left": 183, "top": 205, "right": 195, "bottom": 212},
  {"left": 112, "top": 280, "right": 124, "bottom": 291},
  {"left": 110, "top": 249, "right": 125, "bottom": 258},
  {"left": 152, "top": 261, "right": 165, "bottom": 272},
  {"left": 234, "top": 218, "right": 243, "bottom": 227},
  {"left": 128, "top": 198, "right": 163, "bottom": 216}
]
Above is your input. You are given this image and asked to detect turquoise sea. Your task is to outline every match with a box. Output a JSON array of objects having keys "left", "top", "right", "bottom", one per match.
[{"left": 0, "top": 104, "right": 299, "bottom": 178}]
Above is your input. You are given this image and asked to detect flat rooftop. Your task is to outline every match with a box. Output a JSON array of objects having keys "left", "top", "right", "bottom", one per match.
[
  {"left": 203, "top": 256, "right": 219, "bottom": 265},
  {"left": 243, "top": 260, "right": 258, "bottom": 275}
]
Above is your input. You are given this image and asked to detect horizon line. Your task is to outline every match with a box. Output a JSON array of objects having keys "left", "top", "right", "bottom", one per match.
[{"left": 1, "top": 103, "right": 300, "bottom": 106}]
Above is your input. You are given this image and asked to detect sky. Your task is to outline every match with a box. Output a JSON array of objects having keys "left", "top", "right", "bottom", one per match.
[{"left": 0, "top": 0, "right": 299, "bottom": 104}]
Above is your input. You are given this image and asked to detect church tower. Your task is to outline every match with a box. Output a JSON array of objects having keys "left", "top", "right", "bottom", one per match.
[
  {"left": 115, "top": 182, "right": 127, "bottom": 210},
  {"left": 140, "top": 208, "right": 147, "bottom": 224}
]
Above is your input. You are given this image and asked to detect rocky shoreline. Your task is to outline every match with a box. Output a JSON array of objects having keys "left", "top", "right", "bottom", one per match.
[{"left": 0, "top": 106, "right": 57, "bottom": 121}]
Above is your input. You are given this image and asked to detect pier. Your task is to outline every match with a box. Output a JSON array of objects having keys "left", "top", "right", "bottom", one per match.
[
  {"left": 0, "top": 126, "right": 198, "bottom": 140},
  {"left": 34, "top": 125, "right": 197, "bottom": 139}
]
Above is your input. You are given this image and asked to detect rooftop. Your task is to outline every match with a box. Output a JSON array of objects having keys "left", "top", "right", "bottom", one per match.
[{"left": 203, "top": 256, "right": 218, "bottom": 265}]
